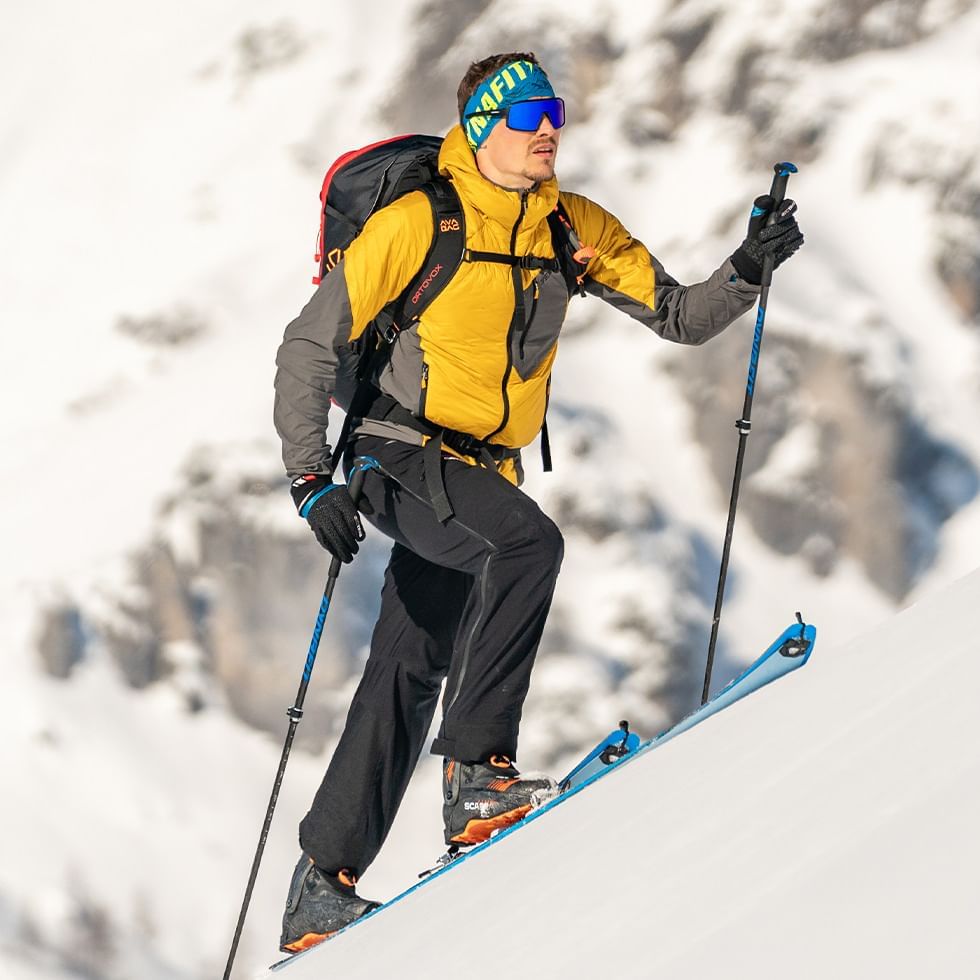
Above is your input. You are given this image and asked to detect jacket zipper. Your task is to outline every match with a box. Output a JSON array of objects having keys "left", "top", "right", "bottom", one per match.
[
  {"left": 487, "top": 189, "right": 528, "bottom": 440},
  {"left": 509, "top": 190, "right": 528, "bottom": 255}
]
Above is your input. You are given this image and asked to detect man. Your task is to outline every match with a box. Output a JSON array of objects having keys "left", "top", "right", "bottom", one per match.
[{"left": 273, "top": 51, "right": 802, "bottom": 951}]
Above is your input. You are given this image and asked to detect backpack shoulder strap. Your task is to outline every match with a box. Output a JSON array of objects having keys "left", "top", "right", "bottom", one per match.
[
  {"left": 393, "top": 177, "right": 466, "bottom": 328},
  {"left": 330, "top": 178, "right": 464, "bottom": 471}
]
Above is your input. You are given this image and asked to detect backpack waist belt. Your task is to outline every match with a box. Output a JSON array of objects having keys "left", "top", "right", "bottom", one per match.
[{"left": 357, "top": 388, "right": 520, "bottom": 523}]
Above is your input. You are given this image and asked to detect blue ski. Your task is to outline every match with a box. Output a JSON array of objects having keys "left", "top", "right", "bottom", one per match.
[
  {"left": 562, "top": 616, "right": 814, "bottom": 789},
  {"left": 269, "top": 617, "right": 815, "bottom": 971}
]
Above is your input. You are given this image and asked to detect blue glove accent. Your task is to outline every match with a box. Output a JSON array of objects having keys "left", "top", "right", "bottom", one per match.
[{"left": 300, "top": 483, "right": 342, "bottom": 519}]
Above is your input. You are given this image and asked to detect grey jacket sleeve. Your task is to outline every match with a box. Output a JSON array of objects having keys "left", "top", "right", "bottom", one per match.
[
  {"left": 273, "top": 260, "right": 354, "bottom": 477},
  {"left": 585, "top": 254, "right": 762, "bottom": 347}
]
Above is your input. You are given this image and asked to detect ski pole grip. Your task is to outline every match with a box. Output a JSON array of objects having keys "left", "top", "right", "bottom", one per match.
[
  {"left": 760, "top": 162, "right": 798, "bottom": 288},
  {"left": 346, "top": 454, "right": 380, "bottom": 504},
  {"left": 767, "top": 161, "right": 798, "bottom": 210}
]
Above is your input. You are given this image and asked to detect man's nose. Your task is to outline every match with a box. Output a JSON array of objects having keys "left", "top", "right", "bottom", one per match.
[{"left": 536, "top": 116, "right": 556, "bottom": 136}]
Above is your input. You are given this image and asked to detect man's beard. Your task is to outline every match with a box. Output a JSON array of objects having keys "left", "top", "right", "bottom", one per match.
[{"left": 524, "top": 149, "right": 557, "bottom": 182}]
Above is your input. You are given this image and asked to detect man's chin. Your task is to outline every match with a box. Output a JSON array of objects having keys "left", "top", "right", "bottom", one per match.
[{"left": 525, "top": 161, "right": 557, "bottom": 183}]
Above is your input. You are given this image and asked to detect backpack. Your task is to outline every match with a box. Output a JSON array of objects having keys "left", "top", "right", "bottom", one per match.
[{"left": 312, "top": 133, "right": 592, "bottom": 475}]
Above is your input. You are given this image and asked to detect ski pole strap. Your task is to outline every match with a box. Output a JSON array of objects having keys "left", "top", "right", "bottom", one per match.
[
  {"left": 331, "top": 375, "right": 382, "bottom": 470},
  {"left": 347, "top": 454, "right": 380, "bottom": 502},
  {"left": 331, "top": 408, "right": 356, "bottom": 472}
]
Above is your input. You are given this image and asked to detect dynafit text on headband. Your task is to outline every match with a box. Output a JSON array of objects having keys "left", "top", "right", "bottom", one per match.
[{"left": 462, "top": 59, "right": 556, "bottom": 151}]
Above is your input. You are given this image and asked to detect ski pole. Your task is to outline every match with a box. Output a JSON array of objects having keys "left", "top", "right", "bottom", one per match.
[
  {"left": 222, "top": 456, "right": 379, "bottom": 980},
  {"left": 700, "top": 163, "right": 798, "bottom": 705}
]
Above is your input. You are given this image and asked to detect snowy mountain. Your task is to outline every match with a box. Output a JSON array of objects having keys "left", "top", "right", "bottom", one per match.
[{"left": 2, "top": 1, "right": 979, "bottom": 977}]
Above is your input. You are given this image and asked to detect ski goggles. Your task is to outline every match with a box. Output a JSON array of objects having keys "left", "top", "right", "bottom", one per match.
[{"left": 465, "top": 97, "right": 566, "bottom": 133}]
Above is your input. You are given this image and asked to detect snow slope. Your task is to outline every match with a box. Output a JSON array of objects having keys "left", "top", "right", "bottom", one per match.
[{"left": 268, "top": 565, "right": 980, "bottom": 979}]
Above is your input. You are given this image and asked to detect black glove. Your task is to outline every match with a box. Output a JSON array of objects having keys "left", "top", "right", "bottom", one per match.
[
  {"left": 730, "top": 195, "right": 804, "bottom": 285},
  {"left": 290, "top": 474, "right": 363, "bottom": 563}
]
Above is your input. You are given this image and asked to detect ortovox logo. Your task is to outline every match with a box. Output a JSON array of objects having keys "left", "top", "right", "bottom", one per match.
[
  {"left": 439, "top": 217, "right": 461, "bottom": 232},
  {"left": 411, "top": 263, "right": 443, "bottom": 305},
  {"left": 324, "top": 247, "right": 343, "bottom": 271}
]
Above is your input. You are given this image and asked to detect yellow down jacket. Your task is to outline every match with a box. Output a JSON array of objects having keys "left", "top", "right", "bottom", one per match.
[{"left": 274, "top": 125, "right": 760, "bottom": 483}]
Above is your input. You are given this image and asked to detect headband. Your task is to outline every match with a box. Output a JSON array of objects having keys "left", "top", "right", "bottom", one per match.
[{"left": 462, "top": 59, "right": 556, "bottom": 151}]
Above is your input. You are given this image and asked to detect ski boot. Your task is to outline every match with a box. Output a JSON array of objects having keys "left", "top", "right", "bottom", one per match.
[
  {"left": 280, "top": 855, "right": 380, "bottom": 953},
  {"left": 442, "top": 754, "right": 558, "bottom": 847}
]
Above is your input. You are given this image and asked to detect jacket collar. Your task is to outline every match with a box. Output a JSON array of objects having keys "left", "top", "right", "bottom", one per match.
[{"left": 438, "top": 125, "right": 559, "bottom": 239}]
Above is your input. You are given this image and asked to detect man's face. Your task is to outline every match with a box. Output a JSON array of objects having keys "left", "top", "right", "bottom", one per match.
[{"left": 476, "top": 105, "right": 561, "bottom": 191}]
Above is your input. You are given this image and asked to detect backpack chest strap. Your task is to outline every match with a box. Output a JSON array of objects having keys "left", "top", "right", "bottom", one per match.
[{"left": 463, "top": 249, "right": 560, "bottom": 272}]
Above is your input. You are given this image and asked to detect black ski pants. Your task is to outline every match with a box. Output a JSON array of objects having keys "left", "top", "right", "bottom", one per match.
[{"left": 298, "top": 434, "right": 564, "bottom": 876}]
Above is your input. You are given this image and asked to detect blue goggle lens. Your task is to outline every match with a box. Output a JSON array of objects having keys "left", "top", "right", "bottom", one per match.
[{"left": 504, "top": 97, "right": 565, "bottom": 132}]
